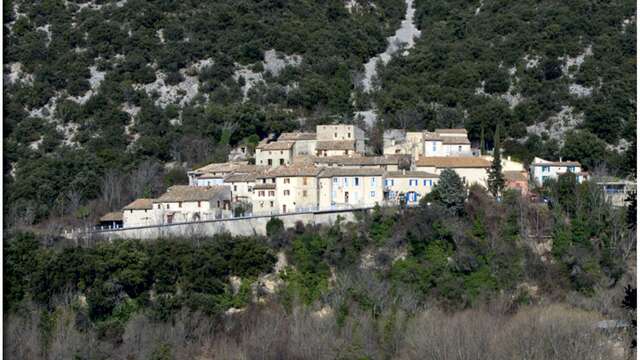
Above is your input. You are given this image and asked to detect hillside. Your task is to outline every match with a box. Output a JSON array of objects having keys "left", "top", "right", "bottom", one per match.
[{"left": 371, "top": 0, "right": 636, "bottom": 167}]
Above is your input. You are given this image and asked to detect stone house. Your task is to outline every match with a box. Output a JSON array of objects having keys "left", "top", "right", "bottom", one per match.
[
  {"left": 317, "top": 167, "right": 384, "bottom": 209},
  {"left": 153, "top": 185, "right": 232, "bottom": 223},
  {"left": 416, "top": 156, "right": 492, "bottom": 188},
  {"left": 255, "top": 140, "right": 295, "bottom": 168},
  {"left": 316, "top": 124, "right": 365, "bottom": 154},
  {"left": 383, "top": 170, "right": 440, "bottom": 205},
  {"left": 122, "top": 198, "right": 155, "bottom": 227},
  {"left": 529, "top": 157, "right": 587, "bottom": 186}
]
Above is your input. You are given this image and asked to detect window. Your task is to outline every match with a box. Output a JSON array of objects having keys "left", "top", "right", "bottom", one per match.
[
  {"left": 260, "top": 202, "right": 264, "bottom": 208},
  {"left": 370, "top": 191, "right": 375, "bottom": 198},
  {"left": 284, "top": 178, "right": 290, "bottom": 184},
  {"left": 333, "top": 178, "right": 338, "bottom": 183},
  {"left": 432, "top": 142, "right": 436, "bottom": 151},
  {"left": 270, "top": 201, "right": 274, "bottom": 207},
  {"left": 355, "top": 177, "right": 359, "bottom": 186},
  {"left": 371, "top": 177, "right": 376, "bottom": 186},
  {"left": 280, "top": 159, "right": 285, "bottom": 165},
  {"left": 157, "top": 204, "right": 161, "bottom": 209},
  {"left": 344, "top": 177, "right": 348, "bottom": 186},
  {"left": 178, "top": 201, "right": 182, "bottom": 208},
  {"left": 284, "top": 190, "right": 290, "bottom": 196},
  {"left": 344, "top": 150, "right": 349, "bottom": 155},
  {"left": 280, "top": 151, "right": 283, "bottom": 155},
  {"left": 233, "top": 185, "right": 237, "bottom": 191},
  {"left": 259, "top": 191, "right": 265, "bottom": 196},
  {"left": 217, "top": 200, "right": 221, "bottom": 208},
  {"left": 334, "top": 132, "right": 338, "bottom": 138},
  {"left": 568, "top": 166, "right": 575, "bottom": 172},
  {"left": 303, "top": 190, "right": 308, "bottom": 197},
  {"left": 542, "top": 166, "right": 550, "bottom": 172},
  {"left": 166, "top": 204, "right": 170, "bottom": 209},
  {"left": 268, "top": 191, "right": 275, "bottom": 196},
  {"left": 458, "top": 145, "right": 462, "bottom": 152},
  {"left": 423, "top": 179, "right": 427, "bottom": 186},
  {"left": 303, "top": 177, "right": 308, "bottom": 185},
  {"left": 271, "top": 178, "right": 276, "bottom": 183},
  {"left": 348, "top": 132, "right": 351, "bottom": 138},
  {"left": 268, "top": 159, "right": 273, "bottom": 166}
]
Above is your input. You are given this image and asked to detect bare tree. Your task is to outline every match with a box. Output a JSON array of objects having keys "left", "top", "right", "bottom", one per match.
[{"left": 100, "top": 170, "right": 123, "bottom": 211}]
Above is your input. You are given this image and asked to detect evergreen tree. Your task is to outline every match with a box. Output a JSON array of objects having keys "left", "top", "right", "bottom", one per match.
[
  {"left": 487, "top": 124, "right": 505, "bottom": 197},
  {"left": 427, "top": 168, "right": 467, "bottom": 216}
]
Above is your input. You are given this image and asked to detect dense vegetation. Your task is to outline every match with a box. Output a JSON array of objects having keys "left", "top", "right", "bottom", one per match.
[
  {"left": 371, "top": 0, "right": 636, "bottom": 172},
  {"left": 3, "top": 0, "right": 405, "bottom": 223},
  {"left": 3, "top": 0, "right": 636, "bottom": 226},
  {"left": 4, "top": 174, "right": 636, "bottom": 358}
]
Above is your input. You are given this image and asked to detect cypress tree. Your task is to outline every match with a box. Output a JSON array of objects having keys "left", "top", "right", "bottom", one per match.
[{"left": 487, "top": 124, "right": 505, "bottom": 197}]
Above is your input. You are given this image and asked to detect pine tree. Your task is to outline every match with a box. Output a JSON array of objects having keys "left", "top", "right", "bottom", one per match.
[
  {"left": 428, "top": 168, "right": 467, "bottom": 216},
  {"left": 487, "top": 124, "right": 505, "bottom": 197},
  {"left": 480, "top": 124, "right": 486, "bottom": 155}
]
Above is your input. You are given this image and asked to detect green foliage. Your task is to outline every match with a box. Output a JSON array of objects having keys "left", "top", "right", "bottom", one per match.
[
  {"left": 487, "top": 124, "right": 505, "bottom": 197},
  {"left": 4, "top": 234, "right": 276, "bottom": 324},
  {"left": 266, "top": 217, "right": 284, "bottom": 237},
  {"left": 426, "top": 169, "right": 467, "bottom": 216}
]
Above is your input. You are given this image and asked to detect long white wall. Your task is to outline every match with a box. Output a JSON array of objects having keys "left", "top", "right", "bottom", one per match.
[{"left": 89, "top": 208, "right": 369, "bottom": 240}]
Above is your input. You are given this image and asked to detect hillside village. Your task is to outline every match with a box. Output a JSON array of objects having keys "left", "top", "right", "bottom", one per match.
[{"left": 96, "top": 123, "right": 625, "bottom": 230}]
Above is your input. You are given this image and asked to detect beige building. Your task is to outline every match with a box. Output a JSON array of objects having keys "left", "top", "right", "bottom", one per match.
[
  {"left": 312, "top": 154, "right": 410, "bottom": 171},
  {"left": 122, "top": 198, "right": 155, "bottom": 227},
  {"left": 383, "top": 128, "right": 472, "bottom": 158},
  {"left": 480, "top": 155, "right": 524, "bottom": 172},
  {"left": 383, "top": 131, "right": 424, "bottom": 158},
  {"left": 269, "top": 165, "right": 321, "bottom": 213},
  {"left": 423, "top": 129, "right": 472, "bottom": 156},
  {"left": 224, "top": 173, "right": 257, "bottom": 204},
  {"left": 316, "top": 140, "right": 360, "bottom": 157},
  {"left": 188, "top": 161, "right": 265, "bottom": 186},
  {"left": 252, "top": 182, "right": 278, "bottom": 215},
  {"left": 593, "top": 176, "right": 637, "bottom": 207},
  {"left": 384, "top": 171, "right": 440, "bottom": 205},
  {"left": 416, "top": 156, "right": 491, "bottom": 188},
  {"left": 255, "top": 140, "right": 295, "bottom": 168},
  {"left": 316, "top": 124, "right": 365, "bottom": 154},
  {"left": 278, "top": 132, "right": 317, "bottom": 156},
  {"left": 317, "top": 168, "right": 384, "bottom": 209},
  {"left": 153, "top": 185, "right": 232, "bottom": 223}
]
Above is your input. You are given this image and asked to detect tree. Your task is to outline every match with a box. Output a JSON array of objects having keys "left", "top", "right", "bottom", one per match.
[
  {"left": 622, "top": 284, "right": 637, "bottom": 348},
  {"left": 487, "top": 124, "right": 505, "bottom": 197},
  {"left": 426, "top": 169, "right": 467, "bottom": 216},
  {"left": 266, "top": 217, "right": 284, "bottom": 237}
]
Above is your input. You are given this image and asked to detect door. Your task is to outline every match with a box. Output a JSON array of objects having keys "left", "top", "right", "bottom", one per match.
[
  {"left": 166, "top": 214, "right": 174, "bottom": 224},
  {"left": 282, "top": 204, "right": 287, "bottom": 213},
  {"left": 345, "top": 192, "right": 349, "bottom": 203}
]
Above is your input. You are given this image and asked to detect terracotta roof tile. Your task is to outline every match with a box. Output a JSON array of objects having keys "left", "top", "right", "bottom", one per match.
[
  {"left": 123, "top": 198, "right": 154, "bottom": 210},
  {"left": 256, "top": 141, "right": 295, "bottom": 150},
  {"left": 318, "top": 167, "right": 385, "bottom": 177},
  {"left": 386, "top": 171, "right": 440, "bottom": 178},
  {"left": 416, "top": 156, "right": 491, "bottom": 168},
  {"left": 278, "top": 132, "right": 316, "bottom": 141},
  {"left": 154, "top": 185, "right": 230, "bottom": 202},
  {"left": 316, "top": 140, "right": 356, "bottom": 151},
  {"left": 100, "top": 211, "right": 123, "bottom": 222}
]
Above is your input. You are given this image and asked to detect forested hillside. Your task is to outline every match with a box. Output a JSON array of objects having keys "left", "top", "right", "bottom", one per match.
[
  {"left": 4, "top": 175, "right": 636, "bottom": 358},
  {"left": 3, "top": 0, "right": 636, "bottom": 226},
  {"left": 3, "top": 0, "right": 405, "bottom": 224},
  {"left": 372, "top": 0, "right": 636, "bottom": 169}
]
